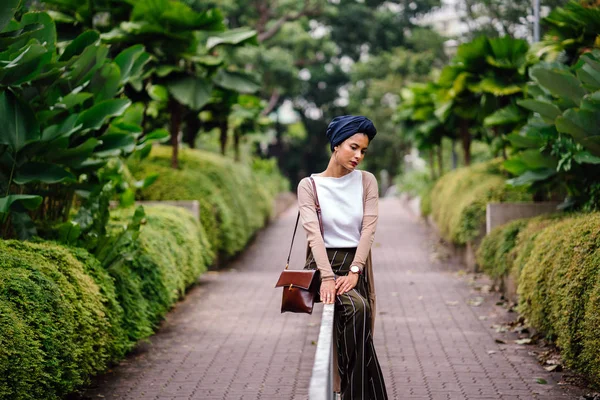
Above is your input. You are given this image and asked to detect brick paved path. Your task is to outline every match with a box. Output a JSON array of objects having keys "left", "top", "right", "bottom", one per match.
[{"left": 81, "top": 198, "right": 588, "bottom": 400}]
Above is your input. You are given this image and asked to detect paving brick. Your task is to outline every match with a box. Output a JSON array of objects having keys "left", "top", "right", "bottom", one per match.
[{"left": 77, "top": 199, "right": 590, "bottom": 400}]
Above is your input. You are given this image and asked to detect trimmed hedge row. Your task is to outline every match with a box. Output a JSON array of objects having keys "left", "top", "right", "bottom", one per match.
[
  {"left": 426, "top": 159, "right": 531, "bottom": 245},
  {"left": 476, "top": 213, "right": 600, "bottom": 384},
  {"left": 0, "top": 205, "right": 213, "bottom": 399},
  {"left": 127, "top": 146, "right": 287, "bottom": 259}
]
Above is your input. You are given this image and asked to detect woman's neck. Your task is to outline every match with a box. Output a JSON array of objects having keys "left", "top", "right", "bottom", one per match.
[{"left": 319, "top": 157, "right": 353, "bottom": 178}]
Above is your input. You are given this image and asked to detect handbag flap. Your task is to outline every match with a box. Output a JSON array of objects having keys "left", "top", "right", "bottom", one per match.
[{"left": 275, "top": 270, "right": 318, "bottom": 290}]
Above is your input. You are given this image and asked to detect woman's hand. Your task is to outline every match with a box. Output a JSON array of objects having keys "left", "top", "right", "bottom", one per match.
[
  {"left": 320, "top": 280, "right": 336, "bottom": 304},
  {"left": 335, "top": 273, "right": 358, "bottom": 295}
]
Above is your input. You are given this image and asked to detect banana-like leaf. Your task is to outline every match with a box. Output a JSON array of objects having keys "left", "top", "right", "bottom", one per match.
[
  {"left": 468, "top": 77, "right": 522, "bottom": 96},
  {"left": 77, "top": 98, "right": 131, "bottom": 131},
  {"left": 0, "top": 194, "right": 42, "bottom": 213},
  {"left": 206, "top": 28, "right": 258, "bottom": 50},
  {"left": 0, "top": 89, "right": 40, "bottom": 152},
  {"left": 213, "top": 70, "right": 260, "bottom": 94},
  {"left": 0, "top": 0, "right": 20, "bottom": 32},
  {"left": 484, "top": 104, "right": 524, "bottom": 127},
  {"left": 517, "top": 148, "right": 558, "bottom": 170},
  {"left": 114, "top": 44, "right": 149, "bottom": 84},
  {"left": 148, "top": 84, "right": 168, "bottom": 102},
  {"left": 167, "top": 76, "right": 212, "bottom": 110},
  {"left": 89, "top": 63, "right": 121, "bottom": 101},
  {"left": 59, "top": 30, "right": 99, "bottom": 61},
  {"left": 41, "top": 114, "right": 81, "bottom": 141},
  {"left": 574, "top": 151, "right": 600, "bottom": 164},
  {"left": 530, "top": 64, "right": 587, "bottom": 107},
  {"left": 94, "top": 133, "right": 136, "bottom": 157},
  {"left": 555, "top": 108, "right": 600, "bottom": 156},
  {"left": 13, "top": 162, "right": 75, "bottom": 184},
  {"left": 507, "top": 168, "right": 556, "bottom": 187},
  {"left": 47, "top": 138, "right": 99, "bottom": 164},
  {"left": 517, "top": 99, "right": 562, "bottom": 123},
  {"left": 0, "top": 42, "right": 52, "bottom": 86}
]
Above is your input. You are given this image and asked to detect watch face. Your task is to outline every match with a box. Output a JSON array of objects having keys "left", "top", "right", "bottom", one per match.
[{"left": 350, "top": 266, "right": 359, "bottom": 273}]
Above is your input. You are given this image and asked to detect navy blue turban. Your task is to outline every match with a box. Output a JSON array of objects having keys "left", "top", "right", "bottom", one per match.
[{"left": 326, "top": 115, "right": 377, "bottom": 151}]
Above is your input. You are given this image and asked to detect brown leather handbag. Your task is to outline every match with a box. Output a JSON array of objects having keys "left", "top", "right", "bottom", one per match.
[{"left": 275, "top": 177, "right": 323, "bottom": 314}]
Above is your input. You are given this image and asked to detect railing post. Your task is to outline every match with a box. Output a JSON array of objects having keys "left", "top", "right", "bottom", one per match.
[{"left": 309, "top": 303, "right": 335, "bottom": 400}]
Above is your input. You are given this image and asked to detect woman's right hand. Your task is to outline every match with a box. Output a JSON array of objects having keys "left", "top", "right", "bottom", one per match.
[{"left": 320, "top": 279, "right": 336, "bottom": 304}]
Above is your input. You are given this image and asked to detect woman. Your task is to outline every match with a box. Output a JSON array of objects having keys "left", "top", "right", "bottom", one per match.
[{"left": 297, "top": 115, "right": 388, "bottom": 399}]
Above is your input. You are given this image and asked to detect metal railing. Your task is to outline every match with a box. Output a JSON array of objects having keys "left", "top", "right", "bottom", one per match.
[{"left": 309, "top": 303, "right": 335, "bottom": 400}]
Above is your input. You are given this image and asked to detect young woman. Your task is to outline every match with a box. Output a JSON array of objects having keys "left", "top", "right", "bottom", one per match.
[{"left": 297, "top": 115, "right": 388, "bottom": 399}]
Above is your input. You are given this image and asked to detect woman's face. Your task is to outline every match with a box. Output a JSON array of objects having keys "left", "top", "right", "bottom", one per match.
[{"left": 334, "top": 133, "right": 369, "bottom": 171}]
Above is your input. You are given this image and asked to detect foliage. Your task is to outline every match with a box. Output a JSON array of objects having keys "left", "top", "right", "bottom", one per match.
[
  {"left": 0, "top": 240, "right": 118, "bottom": 399},
  {"left": 394, "top": 169, "right": 435, "bottom": 199},
  {"left": 428, "top": 159, "right": 531, "bottom": 245},
  {"left": 0, "top": 201, "right": 213, "bottom": 398},
  {"left": 505, "top": 50, "right": 600, "bottom": 210},
  {"left": 0, "top": 7, "right": 166, "bottom": 240},
  {"left": 476, "top": 218, "right": 529, "bottom": 279},
  {"left": 531, "top": 1, "right": 600, "bottom": 65},
  {"left": 517, "top": 213, "right": 600, "bottom": 383},
  {"left": 127, "top": 146, "right": 280, "bottom": 259},
  {"left": 108, "top": 205, "right": 213, "bottom": 333}
]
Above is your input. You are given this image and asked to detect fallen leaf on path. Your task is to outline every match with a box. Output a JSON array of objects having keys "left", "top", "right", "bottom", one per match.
[
  {"left": 487, "top": 350, "right": 497, "bottom": 355},
  {"left": 468, "top": 296, "right": 484, "bottom": 307},
  {"left": 515, "top": 338, "right": 533, "bottom": 345},
  {"left": 535, "top": 378, "right": 547, "bottom": 384},
  {"left": 544, "top": 365, "right": 560, "bottom": 372},
  {"left": 495, "top": 338, "right": 507, "bottom": 344}
]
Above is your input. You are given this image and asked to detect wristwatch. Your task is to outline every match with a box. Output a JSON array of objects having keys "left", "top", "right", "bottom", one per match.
[{"left": 350, "top": 265, "right": 362, "bottom": 275}]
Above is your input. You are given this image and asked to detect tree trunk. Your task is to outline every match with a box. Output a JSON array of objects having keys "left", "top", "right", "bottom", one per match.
[
  {"left": 233, "top": 129, "right": 241, "bottom": 162},
  {"left": 219, "top": 118, "right": 228, "bottom": 155},
  {"left": 460, "top": 120, "right": 471, "bottom": 166},
  {"left": 184, "top": 111, "right": 200, "bottom": 148},
  {"left": 451, "top": 138, "right": 458, "bottom": 169},
  {"left": 437, "top": 144, "right": 443, "bottom": 177},
  {"left": 429, "top": 149, "right": 436, "bottom": 180},
  {"left": 169, "top": 98, "right": 181, "bottom": 169}
]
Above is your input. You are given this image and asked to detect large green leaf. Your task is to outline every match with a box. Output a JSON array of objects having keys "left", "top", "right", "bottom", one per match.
[
  {"left": 468, "top": 77, "right": 522, "bottom": 96},
  {"left": 59, "top": 30, "right": 99, "bottom": 61},
  {"left": 18, "top": 12, "right": 56, "bottom": 55},
  {"left": 0, "top": 89, "right": 40, "bottom": 152},
  {"left": 206, "top": 28, "right": 258, "bottom": 50},
  {"left": 213, "top": 70, "right": 260, "bottom": 94},
  {"left": 556, "top": 108, "right": 600, "bottom": 156},
  {"left": 0, "top": 194, "right": 42, "bottom": 213},
  {"left": 507, "top": 168, "right": 557, "bottom": 187},
  {"left": 94, "top": 133, "right": 136, "bottom": 157},
  {"left": 48, "top": 138, "right": 99, "bottom": 165},
  {"left": 89, "top": 63, "right": 121, "bottom": 101},
  {"left": 517, "top": 99, "right": 562, "bottom": 123},
  {"left": 574, "top": 151, "right": 600, "bottom": 165},
  {"left": 518, "top": 148, "right": 558, "bottom": 170},
  {"left": 0, "top": 41, "right": 52, "bottom": 86},
  {"left": 114, "top": 44, "right": 148, "bottom": 84},
  {"left": 13, "top": 162, "right": 75, "bottom": 184},
  {"left": 41, "top": 114, "right": 81, "bottom": 141},
  {"left": 167, "top": 76, "right": 212, "bottom": 110},
  {"left": 77, "top": 98, "right": 131, "bottom": 131},
  {"left": 530, "top": 64, "right": 587, "bottom": 107},
  {"left": 483, "top": 104, "right": 524, "bottom": 127},
  {"left": 67, "top": 44, "right": 108, "bottom": 87},
  {"left": 0, "top": 0, "right": 20, "bottom": 32}
]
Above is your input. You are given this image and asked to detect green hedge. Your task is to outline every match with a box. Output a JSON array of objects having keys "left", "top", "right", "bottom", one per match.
[
  {"left": 428, "top": 159, "right": 531, "bottom": 245},
  {"left": 0, "top": 241, "right": 120, "bottom": 399},
  {"left": 0, "top": 204, "right": 213, "bottom": 399},
  {"left": 127, "top": 146, "right": 285, "bottom": 258},
  {"left": 476, "top": 212, "right": 600, "bottom": 385}
]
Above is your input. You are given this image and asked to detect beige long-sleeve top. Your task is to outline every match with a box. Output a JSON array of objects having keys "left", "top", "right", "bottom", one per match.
[{"left": 297, "top": 170, "right": 379, "bottom": 281}]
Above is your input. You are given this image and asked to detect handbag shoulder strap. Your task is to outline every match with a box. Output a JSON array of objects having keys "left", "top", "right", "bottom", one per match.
[{"left": 286, "top": 176, "right": 323, "bottom": 269}]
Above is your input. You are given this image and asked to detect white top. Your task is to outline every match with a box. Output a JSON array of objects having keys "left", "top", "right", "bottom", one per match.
[{"left": 311, "top": 170, "right": 363, "bottom": 248}]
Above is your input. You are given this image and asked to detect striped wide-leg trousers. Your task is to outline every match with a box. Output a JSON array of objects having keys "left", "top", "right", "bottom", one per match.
[{"left": 306, "top": 248, "right": 388, "bottom": 400}]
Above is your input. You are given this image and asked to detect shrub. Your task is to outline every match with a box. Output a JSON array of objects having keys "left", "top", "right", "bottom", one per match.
[
  {"left": 476, "top": 219, "right": 529, "bottom": 280},
  {"left": 108, "top": 204, "right": 213, "bottom": 338},
  {"left": 127, "top": 146, "right": 281, "bottom": 258},
  {"left": 0, "top": 241, "right": 117, "bottom": 399},
  {"left": 429, "top": 159, "right": 531, "bottom": 245},
  {"left": 517, "top": 213, "right": 600, "bottom": 382}
]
